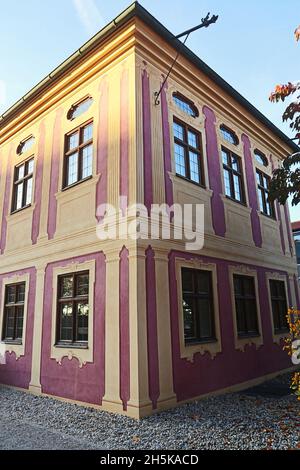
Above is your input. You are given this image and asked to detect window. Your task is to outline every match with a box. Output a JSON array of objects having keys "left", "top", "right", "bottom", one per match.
[
  {"left": 233, "top": 275, "right": 259, "bottom": 337},
  {"left": 56, "top": 271, "right": 89, "bottom": 345},
  {"left": 220, "top": 125, "right": 239, "bottom": 146},
  {"left": 173, "top": 93, "right": 198, "bottom": 118},
  {"left": 222, "top": 148, "right": 245, "bottom": 203},
  {"left": 269, "top": 280, "right": 288, "bottom": 333},
  {"left": 12, "top": 158, "right": 34, "bottom": 212},
  {"left": 173, "top": 119, "right": 204, "bottom": 185},
  {"left": 17, "top": 136, "right": 35, "bottom": 155},
  {"left": 254, "top": 150, "right": 268, "bottom": 167},
  {"left": 2, "top": 283, "right": 25, "bottom": 342},
  {"left": 67, "top": 97, "right": 94, "bottom": 121},
  {"left": 63, "top": 121, "right": 93, "bottom": 188},
  {"left": 256, "top": 169, "right": 275, "bottom": 218},
  {"left": 181, "top": 268, "right": 216, "bottom": 344}
]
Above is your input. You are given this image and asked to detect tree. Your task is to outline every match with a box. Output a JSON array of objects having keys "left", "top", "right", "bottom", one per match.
[{"left": 268, "top": 25, "right": 300, "bottom": 207}]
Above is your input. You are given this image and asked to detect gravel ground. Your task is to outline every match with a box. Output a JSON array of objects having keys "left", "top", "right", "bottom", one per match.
[{"left": 0, "top": 373, "right": 299, "bottom": 450}]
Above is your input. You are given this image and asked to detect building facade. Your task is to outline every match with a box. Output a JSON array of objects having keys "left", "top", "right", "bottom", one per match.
[
  {"left": 0, "top": 3, "right": 299, "bottom": 418},
  {"left": 292, "top": 222, "right": 300, "bottom": 282}
]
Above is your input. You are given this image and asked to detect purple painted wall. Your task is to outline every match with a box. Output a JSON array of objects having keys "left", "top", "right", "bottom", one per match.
[
  {"left": 0, "top": 268, "right": 36, "bottom": 389},
  {"left": 203, "top": 106, "right": 226, "bottom": 237},
  {"left": 242, "top": 134, "right": 262, "bottom": 248},
  {"left": 32, "top": 121, "right": 45, "bottom": 244},
  {"left": 0, "top": 145, "right": 13, "bottom": 254},
  {"left": 119, "top": 246, "right": 130, "bottom": 410},
  {"left": 145, "top": 246, "right": 160, "bottom": 409},
  {"left": 40, "top": 252, "right": 106, "bottom": 405},
  {"left": 142, "top": 70, "right": 153, "bottom": 213},
  {"left": 161, "top": 84, "right": 174, "bottom": 208},
  {"left": 47, "top": 108, "right": 63, "bottom": 239},
  {"left": 168, "top": 250, "right": 291, "bottom": 402}
]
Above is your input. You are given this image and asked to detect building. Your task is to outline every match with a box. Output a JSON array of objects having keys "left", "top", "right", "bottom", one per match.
[
  {"left": 292, "top": 222, "right": 300, "bottom": 282},
  {"left": 0, "top": 2, "right": 299, "bottom": 418}
]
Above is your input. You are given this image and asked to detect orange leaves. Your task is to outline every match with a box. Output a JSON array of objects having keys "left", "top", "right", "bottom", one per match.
[
  {"left": 295, "top": 25, "right": 300, "bottom": 42},
  {"left": 269, "top": 83, "right": 299, "bottom": 103}
]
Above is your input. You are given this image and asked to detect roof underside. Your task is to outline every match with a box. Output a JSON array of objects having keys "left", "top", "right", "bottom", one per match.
[{"left": 0, "top": 1, "right": 299, "bottom": 153}]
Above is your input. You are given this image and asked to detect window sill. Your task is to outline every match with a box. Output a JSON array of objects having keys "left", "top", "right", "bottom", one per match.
[
  {"left": 225, "top": 195, "right": 247, "bottom": 207},
  {"left": 175, "top": 174, "right": 206, "bottom": 189},
  {"left": 62, "top": 175, "right": 93, "bottom": 192},
  {"left": 55, "top": 343, "right": 88, "bottom": 350},
  {"left": 185, "top": 337, "right": 217, "bottom": 346},
  {"left": 259, "top": 211, "right": 277, "bottom": 222},
  {"left": 237, "top": 333, "right": 260, "bottom": 339},
  {"left": 1, "top": 340, "right": 22, "bottom": 346}
]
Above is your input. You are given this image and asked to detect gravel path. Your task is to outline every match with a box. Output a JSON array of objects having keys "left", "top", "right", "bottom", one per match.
[{"left": 0, "top": 373, "right": 299, "bottom": 450}]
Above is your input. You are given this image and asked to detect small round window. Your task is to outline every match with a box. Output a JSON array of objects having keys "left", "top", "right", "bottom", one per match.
[
  {"left": 172, "top": 93, "right": 198, "bottom": 118},
  {"left": 67, "top": 96, "right": 94, "bottom": 121},
  {"left": 220, "top": 125, "right": 239, "bottom": 145},
  {"left": 17, "top": 136, "right": 35, "bottom": 155},
  {"left": 254, "top": 150, "right": 268, "bottom": 167}
]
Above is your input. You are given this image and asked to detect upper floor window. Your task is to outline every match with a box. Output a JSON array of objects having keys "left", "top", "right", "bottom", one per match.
[
  {"left": 220, "top": 125, "right": 239, "bottom": 146},
  {"left": 63, "top": 121, "right": 93, "bottom": 189},
  {"left": 56, "top": 271, "right": 89, "bottom": 345},
  {"left": 67, "top": 97, "right": 93, "bottom": 121},
  {"left": 233, "top": 275, "right": 259, "bottom": 337},
  {"left": 173, "top": 93, "right": 198, "bottom": 118},
  {"left": 17, "top": 136, "right": 35, "bottom": 155},
  {"left": 2, "top": 283, "right": 25, "bottom": 343},
  {"left": 256, "top": 169, "right": 275, "bottom": 218},
  {"left": 269, "top": 280, "right": 288, "bottom": 333},
  {"left": 222, "top": 148, "right": 245, "bottom": 203},
  {"left": 12, "top": 158, "right": 34, "bottom": 213},
  {"left": 173, "top": 119, "right": 204, "bottom": 186},
  {"left": 254, "top": 150, "right": 268, "bottom": 167},
  {"left": 181, "top": 268, "right": 216, "bottom": 344}
]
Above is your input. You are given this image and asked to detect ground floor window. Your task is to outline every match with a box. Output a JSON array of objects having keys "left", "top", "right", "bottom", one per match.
[
  {"left": 269, "top": 280, "right": 288, "bottom": 333},
  {"left": 233, "top": 275, "right": 259, "bottom": 337},
  {"left": 56, "top": 271, "right": 89, "bottom": 346},
  {"left": 2, "top": 283, "right": 25, "bottom": 342},
  {"left": 181, "top": 267, "right": 216, "bottom": 344}
]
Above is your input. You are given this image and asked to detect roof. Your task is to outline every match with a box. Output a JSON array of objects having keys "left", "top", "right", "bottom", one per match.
[
  {"left": 292, "top": 221, "right": 300, "bottom": 232},
  {"left": 0, "top": 1, "right": 299, "bottom": 153}
]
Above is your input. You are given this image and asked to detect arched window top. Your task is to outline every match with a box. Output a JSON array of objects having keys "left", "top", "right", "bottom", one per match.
[
  {"left": 67, "top": 96, "right": 93, "bottom": 121},
  {"left": 220, "top": 125, "right": 239, "bottom": 145},
  {"left": 17, "top": 136, "right": 35, "bottom": 155},
  {"left": 254, "top": 149, "right": 268, "bottom": 167},
  {"left": 172, "top": 93, "right": 198, "bottom": 118}
]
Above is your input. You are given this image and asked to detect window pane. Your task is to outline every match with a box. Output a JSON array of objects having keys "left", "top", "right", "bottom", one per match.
[
  {"left": 60, "top": 303, "right": 73, "bottom": 341},
  {"left": 68, "top": 132, "right": 79, "bottom": 151},
  {"left": 258, "top": 189, "right": 264, "bottom": 212},
  {"left": 26, "top": 177, "right": 33, "bottom": 206},
  {"left": 189, "top": 151, "right": 200, "bottom": 183},
  {"left": 4, "top": 308, "right": 15, "bottom": 339},
  {"left": 236, "top": 299, "right": 246, "bottom": 335},
  {"left": 82, "top": 145, "right": 93, "bottom": 179},
  {"left": 183, "top": 296, "right": 197, "bottom": 341},
  {"left": 175, "top": 144, "right": 186, "bottom": 177},
  {"left": 76, "top": 303, "right": 89, "bottom": 341},
  {"left": 245, "top": 299, "right": 258, "bottom": 334},
  {"left": 16, "top": 183, "right": 24, "bottom": 210},
  {"left": 173, "top": 95, "right": 197, "bottom": 117},
  {"left": 224, "top": 169, "right": 232, "bottom": 197},
  {"left": 17, "top": 284, "right": 25, "bottom": 303},
  {"left": 182, "top": 269, "right": 194, "bottom": 293},
  {"left": 263, "top": 176, "right": 269, "bottom": 189},
  {"left": 83, "top": 123, "right": 93, "bottom": 143},
  {"left": 220, "top": 126, "right": 237, "bottom": 145},
  {"left": 173, "top": 122, "right": 184, "bottom": 141},
  {"left": 60, "top": 276, "right": 73, "bottom": 298},
  {"left": 233, "top": 174, "right": 241, "bottom": 201},
  {"left": 76, "top": 274, "right": 89, "bottom": 296},
  {"left": 67, "top": 153, "right": 78, "bottom": 185},
  {"left": 188, "top": 131, "right": 197, "bottom": 148},
  {"left": 15, "top": 306, "right": 24, "bottom": 339},
  {"left": 17, "top": 165, "right": 25, "bottom": 180},
  {"left": 231, "top": 155, "right": 239, "bottom": 172},
  {"left": 197, "top": 271, "right": 210, "bottom": 295},
  {"left": 197, "top": 298, "right": 213, "bottom": 339},
  {"left": 6, "top": 286, "right": 16, "bottom": 304},
  {"left": 27, "top": 159, "right": 34, "bottom": 175},
  {"left": 222, "top": 150, "right": 229, "bottom": 166}
]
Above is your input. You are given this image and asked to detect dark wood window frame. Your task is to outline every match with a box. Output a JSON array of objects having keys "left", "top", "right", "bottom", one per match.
[
  {"left": 233, "top": 274, "right": 260, "bottom": 338},
  {"left": 2, "top": 282, "right": 25, "bottom": 344},
  {"left": 63, "top": 120, "right": 93, "bottom": 190},
  {"left": 181, "top": 267, "right": 216, "bottom": 345},
  {"left": 269, "top": 280, "right": 289, "bottom": 334},
  {"left": 173, "top": 118, "right": 205, "bottom": 187},
  {"left": 11, "top": 157, "right": 34, "bottom": 214},
  {"left": 222, "top": 147, "right": 246, "bottom": 204},
  {"left": 56, "top": 271, "right": 90, "bottom": 348},
  {"left": 256, "top": 169, "right": 276, "bottom": 219}
]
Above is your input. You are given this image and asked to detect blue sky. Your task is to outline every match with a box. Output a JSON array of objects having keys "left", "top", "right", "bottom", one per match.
[{"left": 0, "top": 0, "right": 299, "bottom": 221}]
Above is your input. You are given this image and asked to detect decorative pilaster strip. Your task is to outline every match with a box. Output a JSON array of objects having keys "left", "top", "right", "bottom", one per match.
[
  {"left": 142, "top": 70, "right": 153, "bottom": 212},
  {"left": 0, "top": 145, "right": 13, "bottom": 254},
  {"left": 270, "top": 155, "right": 286, "bottom": 254},
  {"left": 145, "top": 246, "right": 160, "bottom": 409},
  {"left": 32, "top": 121, "right": 46, "bottom": 244},
  {"left": 120, "top": 69, "right": 129, "bottom": 214},
  {"left": 203, "top": 106, "right": 226, "bottom": 237},
  {"left": 96, "top": 80, "right": 108, "bottom": 219},
  {"left": 284, "top": 204, "right": 294, "bottom": 256},
  {"left": 119, "top": 246, "right": 130, "bottom": 410},
  {"left": 47, "top": 108, "right": 63, "bottom": 239},
  {"left": 241, "top": 134, "right": 262, "bottom": 247},
  {"left": 161, "top": 84, "right": 174, "bottom": 208}
]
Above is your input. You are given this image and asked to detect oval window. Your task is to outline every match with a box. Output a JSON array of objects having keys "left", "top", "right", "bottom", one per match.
[
  {"left": 173, "top": 93, "right": 198, "bottom": 118},
  {"left": 254, "top": 150, "right": 268, "bottom": 167},
  {"left": 17, "top": 136, "right": 35, "bottom": 155},
  {"left": 220, "top": 125, "right": 239, "bottom": 146},
  {"left": 67, "top": 96, "right": 93, "bottom": 121}
]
